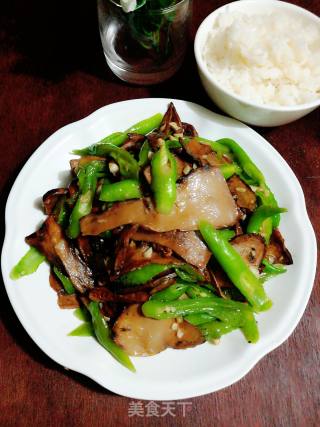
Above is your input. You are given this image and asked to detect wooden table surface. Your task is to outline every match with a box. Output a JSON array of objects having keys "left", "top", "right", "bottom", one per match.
[{"left": 1, "top": 1, "right": 319, "bottom": 426}]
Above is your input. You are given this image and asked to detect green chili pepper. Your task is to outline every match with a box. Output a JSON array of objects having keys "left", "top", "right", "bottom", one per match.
[
  {"left": 10, "top": 247, "right": 45, "bottom": 280},
  {"left": 174, "top": 264, "right": 205, "bottom": 283},
  {"left": 52, "top": 196, "right": 69, "bottom": 228},
  {"left": 239, "top": 310, "right": 259, "bottom": 343},
  {"left": 201, "top": 314, "right": 258, "bottom": 343},
  {"left": 88, "top": 302, "right": 135, "bottom": 372},
  {"left": 118, "top": 263, "right": 172, "bottom": 286},
  {"left": 67, "top": 161, "right": 105, "bottom": 238},
  {"left": 219, "top": 163, "right": 242, "bottom": 180},
  {"left": 138, "top": 140, "right": 151, "bottom": 167},
  {"left": 216, "top": 138, "right": 280, "bottom": 230},
  {"left": 53, "top": 266, "right": 75, "bottom": 295},
  {"left": 218, "top": 229, "right": 236, "bottom": 241},
  {"left": 166, "top": 139, "right": 182, "bottom": 150},
  {"left": 95, "top": 132, "right": 126, "bottom": 147},
  {"left": 247, "top": 206, "right": 287, "bottom": 242},
  {"left": 143, "top": 296, "right": 259, "bottom": 343},
  {"left": 151, "top": 282, "right": 189, "bottom": 301},
  {"left": 66, "top": 184, "right": 79, "bottom": 208},
  {"left": 255, "top": 184, "right": 280, "bottom": 228},
  {"left": 125, "top": 113, "right": 163, "bottom": 136},
  {"left": 106, "top": 145, "right": 140, "bottom": 179},
  {"left": 184, "top": 313, "right": 215, "bottom": 326},
  {"left": 151, "top": 142, "right": 177, "bottom": 214},
  {"left": 73, "top": 113, "right": 163, "bottom": 154},
  {"left": 78, "top": 144, "right": 139, "bottom": 180},
  {"left": 199, "top": 321, "right": 237, "bottom": 340},
  {"left": 99, "top": 179, "right": 142, "bottom": 202},
  {"left": 68, "top": 322, "right": 94, "bottom": 337},
  {"left": 186, "top": 284, "right": 215, "bottom": 299},
  {"left": 199, "top": 221, "right": 272, "bottom": 312},
  {"left": 142, "top": 297, "right": 253, "bottom": 326},
  {"left": 216, "top": 138, "right": 265, "bottom": 183},
  {"left": 259, "top": 259, "right": 287, "bottom": 283},
  {"left": 74, "top": 307, "right": 91, "bottom": 322},
  {"left": 262, "top": 259, "right": 287, "bottom": 274}
]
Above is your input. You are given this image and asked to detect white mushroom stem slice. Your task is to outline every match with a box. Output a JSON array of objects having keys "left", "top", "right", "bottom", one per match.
[{"left": 113, "top": 304, "right": 204, "bottom": 356}]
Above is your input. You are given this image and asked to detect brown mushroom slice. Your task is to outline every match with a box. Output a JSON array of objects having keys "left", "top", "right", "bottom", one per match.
[
  {"left": 113, "top": 240, "right": 181, "bottom": 279},
  {"left": 26, "top": 216, "right": 94, "bottom": 293},
  {"left": 121, "top": 133, "right": 145, "bottom": 152},
  {"left": 49, "top": 270, "right": 63, "bottom": 293},
  {"left": 49, "top": 271, "right": 80, "bottom": 309},
  {"left": 183, "top": 138, "right": 223, "bottom": 167},
  {"left": 58, "top": 293, "right": 80, "bottom": 309},
  {"left": 131, "top": 229, "right": 211, "bottom": 269},
  {"left": 231, "top": 234, "right": 265, "bottom": 267},
  {"left": 80, "top": 167, "right": 238, "bottom": 235},
  {"left": 76, "top": 236, "right": 92, "bottom": 263},
  {"left": 143, "top": 165, "right": 152, "bottom": 185},
  {"left": 159, "top": 102, "right": 183, "bottom": 136},
  {"left": 89, "top": 287, "right": 149, "bottom": 303},
  {"left": 174, "top": 155, "right": 193, "bottom": 178},
  {"left": 265, "top": 229, "right": 293, "bottom": 265},
  {"left": 227, "top": 175, "right": 257, "bottom": 212},
  {"left": 113, "top": 304, "right": 204, "bottom": 356},
  {"left": 43, "top": 188, "right": 68, "bottom": 215},
  {"left": 182, "top": 122, "right": 198, "bottom": 137}
]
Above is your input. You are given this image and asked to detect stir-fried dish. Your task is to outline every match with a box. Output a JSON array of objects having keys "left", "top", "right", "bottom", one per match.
[{"left": 11, "top": 103, "right": 293, "bottom": 372}]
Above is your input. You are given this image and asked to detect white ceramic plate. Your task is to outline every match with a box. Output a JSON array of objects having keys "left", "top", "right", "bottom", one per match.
[{"left": 1, "top": 99, "right": 317, "bottom": 400}]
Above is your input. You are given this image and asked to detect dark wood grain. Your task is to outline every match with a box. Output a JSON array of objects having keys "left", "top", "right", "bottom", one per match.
[{"left": 1, "top": 1, "right": 319, "bottom": 426}]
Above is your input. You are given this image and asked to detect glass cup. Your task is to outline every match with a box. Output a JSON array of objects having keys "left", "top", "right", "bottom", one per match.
[{"left": 97, "top": 0, "right": 192, "bottom": 85}]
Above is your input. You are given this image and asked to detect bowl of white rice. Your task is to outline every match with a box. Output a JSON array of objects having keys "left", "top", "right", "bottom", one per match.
[{"left": 194, "top": 0, "right": 320, "bottom": 126}]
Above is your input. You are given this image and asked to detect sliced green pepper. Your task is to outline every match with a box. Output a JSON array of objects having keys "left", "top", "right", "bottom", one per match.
[
  {"left": 215, "top": 138, "right": 265, "bottom": 184},
  {"left": 151, "top": 142, "right": 177, "bottom": 214},
  {"left": 262, "top": 259, "right": 287, "bottom": 274},
  {"left": 174, "top": 264, "right": 205, "bottom": 283},
  {"left": 199, "top": 221, "right": 272, "bottom": 312},
  {"left": 247, "top": 206, "right": 287, "bottom": 242},
  {"left": 125, "top": 113, "right": 163, "bottom": 136},
  {"left": 218, "top": 229, "right": 236, "bottom": 241},
  {"left": 259, "top": 259, "right": 287, "bottom": 284},
  {"left": 74, "top": 307, "right": 91, "bottom": 322},
  {"left": 186, "top": 284, "right": 215, "bottom": 299},
  {"left": 53, "top": 266, "right": 75, "bottom": 295},
  {"left": 184, "top": 313, "right": 215, "bottom": 326},
  {"left": 53, "top": 196, "right": 69, "bottom": 228},
  {"left": 88, "top": 302, "right": 135, "bottom": 372},
  {"left": 166, "top": 139, "right": 182, "bottom": 150},
  {"left": 201, "top": 315, "right": 258, "bottom": 343},
  {"left": 118, "top": 263, "right": 172, "bottom": 286},
  {"left": 199, "top": 321, "right": 237, "bottom": 340},
  {"left": 10, "top": 247, "right": 45, "bottom": 280},
  {"left": 216, "top": 138, "right": 280, "bottom": 230},
  {"left": 99, "top": 179, "right": 142, "bottom": 202},
  {"left": 73, "top": 113, "right": 163, "bottom": 154},
  {"left": 151, "top": 282, "right": 189, "bottom": 301},
  {"left": 68, "top": 322, "right": 94, "bottom": 337},
  {"left": 138, "top": 140, "right": 151, "bottom": 167},
  {"left": 67, "top": 161, "right": 105, "bottom": 238},
  {"left": 219, "top": 163, "right": 242, "bottom": 180},
  {"left": 142, "top": 297, "right": 253, "bottom": 326}
]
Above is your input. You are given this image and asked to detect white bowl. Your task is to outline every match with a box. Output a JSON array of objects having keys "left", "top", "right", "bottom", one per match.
[{"left": 194, "top": 0, "right": 320, "bottom": 127}]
